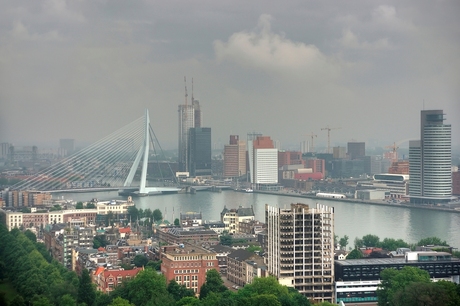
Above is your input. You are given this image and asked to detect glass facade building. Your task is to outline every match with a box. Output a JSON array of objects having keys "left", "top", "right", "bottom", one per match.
[
  {"left": 188, "top": 127, "right": 212, "bottom": 177},
  {"left": 409, "top": 110, "right": 452, "bottom": 204}
]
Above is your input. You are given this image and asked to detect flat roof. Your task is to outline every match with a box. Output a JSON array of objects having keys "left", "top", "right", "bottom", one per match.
[{"left": 336, "top": 257, "right": 459, "bottom": 267}]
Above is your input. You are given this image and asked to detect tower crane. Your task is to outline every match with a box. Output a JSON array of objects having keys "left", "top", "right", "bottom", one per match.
[
  {"left": 306, "top": 132, "right": 317, "bottom": 152},
  {"left": 385, "top": 142, "right": 400, "bottom": 162},
  {"left": 184, "top": 76, "right": 188, "bottom": 172},
  {"left": 184, "top": 76, "right": 188, "bottom": 106},
  {"left": 321, "top": 126, "right": 341, "bottom": 154}
]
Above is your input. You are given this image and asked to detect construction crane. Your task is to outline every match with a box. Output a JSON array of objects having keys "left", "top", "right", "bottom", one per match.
[
  {"left": 385, "top": 142, "right": 400, "bottom": 162},
  {"left": 184, "top": 76, "right": 188, "bottom": 106},
  {"left": 321, "top": 126, "right": 341, "bottom": 154},
  {"left": 306, "top": 132, "right": 317, "bottom": 152},
  {"left": 184, "top": 76, "right": 188, "bottom": 172}
]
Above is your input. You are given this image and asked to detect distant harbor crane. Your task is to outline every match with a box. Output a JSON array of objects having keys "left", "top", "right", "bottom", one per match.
[
  {"left": 321, "top": 126, "right": 341, "bottom": 154},
  {"left": 306, "top": 132, "right": 317, "bottom": 152}
]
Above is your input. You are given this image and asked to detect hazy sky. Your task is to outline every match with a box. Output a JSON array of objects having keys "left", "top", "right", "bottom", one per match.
[{"left": 1, "top": 0, "right": 459, "bottom": 151}]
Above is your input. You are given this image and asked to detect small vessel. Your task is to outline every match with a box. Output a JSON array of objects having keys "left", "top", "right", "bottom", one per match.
[{"left": 245, "top": 188, "right": 253, "bottom": 193}]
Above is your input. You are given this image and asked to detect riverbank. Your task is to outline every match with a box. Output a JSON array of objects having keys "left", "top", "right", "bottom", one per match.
[{"left": 252, "top": 190, "right": 460, "bottom": 213}]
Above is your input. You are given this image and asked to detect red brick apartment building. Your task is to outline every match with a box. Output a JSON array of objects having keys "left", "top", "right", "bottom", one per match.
[
  {"left": 93, "top": 267, "right": 143, "bottom": 293},
  {"left": 453, "top": 171, "right": 460, "bottom": 196},
  {"left": 160, "top": 244, "right": 219, "bottom": 294}
]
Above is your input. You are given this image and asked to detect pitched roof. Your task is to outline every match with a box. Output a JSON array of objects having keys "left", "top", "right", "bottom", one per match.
[
  {"left": 103, "top": 267, "right": 143, "bottom": 278},
  {"left": 237, "top": 206, "right": 254, "bottom": 217},
  {"left": 94, "top": 266, "right": 105, "bottom": 276},
  {"left": 228, "top": 249, "right": 254, "bottom": 261},
  {"left": 118, "top": 227, "right": 131, "bottom": 234}
]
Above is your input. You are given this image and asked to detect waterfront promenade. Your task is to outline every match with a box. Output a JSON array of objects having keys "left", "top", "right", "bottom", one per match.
[{"left": 254, "top": 190, "right": 460, "bottom": 213}]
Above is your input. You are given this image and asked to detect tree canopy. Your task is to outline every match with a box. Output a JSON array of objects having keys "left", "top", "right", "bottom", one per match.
[
  {"left": 199, "top": 269, "right": 227, "bottom": 300},
  {"left": 152, "top": 209, "right": 163, "bottom": 222},
  {"left": 377, "top": 266, "right": 430, "bottom": 305}
]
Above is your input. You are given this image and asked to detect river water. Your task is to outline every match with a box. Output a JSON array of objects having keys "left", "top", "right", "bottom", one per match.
[{"left": 54, "top": 190, "right": 460, "bottom": 247}]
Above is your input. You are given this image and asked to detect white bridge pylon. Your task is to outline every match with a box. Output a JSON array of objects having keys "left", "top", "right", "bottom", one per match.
[{"left": 123, "top": 109, "right": 181, "bottom": 196}]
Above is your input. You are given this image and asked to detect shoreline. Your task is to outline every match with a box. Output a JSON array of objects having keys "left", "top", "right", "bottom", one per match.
[{"left": 252, "top": 190, "right": 460, "bottom": 214}]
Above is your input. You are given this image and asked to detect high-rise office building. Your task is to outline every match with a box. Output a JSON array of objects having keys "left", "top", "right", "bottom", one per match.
[
  {"left": 347, "top": 142, "right": 365, "bottom": 160},
  {"left": 1, "top": 143, "right": 11, "bottom": 160},
  {"left": 59, "top": 139, "right": 75, "bottom": 157},
  {"left": 178, "top": 100, "right": 201, "bottom": 172},
  {"left": 223, "top": 135, "right": 247, "bottom": 178},
  {"left": 266, "top": 203, "right": 335, "bottom": 303},
  {"left": 247, "top": 135, "right": 278, "bottom": 188},
  {"left": 188, "top": 127, "right": 212, "bottom": 177},
  {"left": 409, "top": 110, "right": 452, "bottom": 204},
  {"left": 332, "top": 146, "right": 346, "bottom": 159}
]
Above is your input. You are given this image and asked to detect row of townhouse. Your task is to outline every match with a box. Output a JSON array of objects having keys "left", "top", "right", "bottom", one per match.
[{"left": 4, "top": 197, "right": 134, "bottom": 230}]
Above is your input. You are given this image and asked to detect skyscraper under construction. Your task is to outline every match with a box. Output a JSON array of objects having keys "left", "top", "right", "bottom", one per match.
[
  {"left": 178, "top": 78, "right": 202, "bottom": 173},
  {"left": 265, "top": 203, "right": 335, "bottom": 303}
]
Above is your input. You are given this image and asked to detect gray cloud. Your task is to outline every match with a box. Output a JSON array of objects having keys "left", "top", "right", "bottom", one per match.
[{"left": 0, "top": 0, "right": 458, "bottom": 151}]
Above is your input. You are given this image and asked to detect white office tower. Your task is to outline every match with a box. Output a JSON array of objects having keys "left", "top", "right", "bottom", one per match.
[
  {"left": 409, "top": 110, "right": 452, "bottom": 204},
  {"left": 265, "top": 203, "right": 335, "bottom": 303}
]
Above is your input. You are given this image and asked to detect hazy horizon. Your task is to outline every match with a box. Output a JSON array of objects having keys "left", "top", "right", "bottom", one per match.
[{"left": 1, "top": 1, "right": 459, "bottom": 151}]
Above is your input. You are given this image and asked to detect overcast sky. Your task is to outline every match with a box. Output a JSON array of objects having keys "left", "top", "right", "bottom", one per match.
[{"left": 1, "top": 0, "right": 459, "bottom": 151}]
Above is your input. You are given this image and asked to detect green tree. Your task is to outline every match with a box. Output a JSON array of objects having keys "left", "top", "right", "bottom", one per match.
[
  {"left": 106, "top": 211, "right": 114, "bottom": 226},
  {"left": 176, "top": 296, "right": 202, "bottom": 306},
  {"left": 24, "top": 230, "right": 37, "bottom": 243},
  {"left": 392, "top": 281, "right": 460, "bottom": 306},
  {"left": 127, "top": 206, "right": 139, "bottom": 222},
  {"left": 248, "top": 294, "right": 281, "bottom": 306},
  {"left": 126, "top": 268, "right": 174, "bottom": 306},
  {"left": 120, "top": 264, "right": 132, "bottom": 270},
  {"left": 75, "top": 202, "right": 84, "bottom": 209},
  {"left": 144, "top": 209, "right": 153, "bottom": 223},
  {"left": 174, "top": 218, "right": 180, "bottom": 226},
  {"left": 377, "top": 266, "right": 430, "bottom": 306},
  {"left": 339, "top": 235, "right": 349, "bottom": 250},
  {"left": 199, "top": 269, "right": 227, "bottom": 300},
  {"left": 246, "top": 245, "right": 262, "bottom": 253},
  {"left": 86, "top": 202, "right": 96, "bottom": 209},
  {"left": 362, "top": 234, "right": 380, "bottom": 247},
  {"left": 354, "top": 237, "right": 364, "bottom": 249},
  {"left": 31, "top": 296, "right": 52, "bottom": 306},
  {"left": 59, "top": 294, "right": 77, "bottom": 306},
  {"left": 93, "top": 235, "right": 109, "bottom": 249},
  {"left": 346, "top": 249, "right": 363, "bottom": 259},
  {"left": 35, "top": 242, "right": 52, "bottom": 263},
  {"left": 167, "top": 280, "right": 195, "bottom": 301},
  {"left": 109, "top": 297, "right": 135, "bottom": 306},
  {"left": 238, "top": 277, "right": 309, "bottom": 306},
  {"left": 379, "top": 238, "right": 409, "bottom": 251},
  {"left": 220, "top": 233, "right": 233, "bottom": 246},
  {"left": 145, "top": 260, "right": 162, "bottom": 271},
  {"left": 417, "top": 236, "right": 448, "bottom": 246},
  {"left": 153, "top": 209, "right": 163, "bottom": 222},
  {"left": 133, "top": 255, "right": 149, "bottom": 267},
  {"left": 10, "top": 295, "right": 26, "bottom": 306},
  {"left": 78, "top": 269, "right": 96, "bottom": 306}
]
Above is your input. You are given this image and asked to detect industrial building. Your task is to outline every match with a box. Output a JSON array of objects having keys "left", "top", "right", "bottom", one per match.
[{"left": 335, "top": 251, "right": 460, "bottom": 304}]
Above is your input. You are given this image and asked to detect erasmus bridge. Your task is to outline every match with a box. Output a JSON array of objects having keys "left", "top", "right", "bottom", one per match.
[{"left": 11, "top": 110, "right": 182, "bottom": 196}]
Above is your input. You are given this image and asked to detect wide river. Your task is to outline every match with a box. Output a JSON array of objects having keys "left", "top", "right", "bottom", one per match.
[{"left": 54, "top": 190, "right": 460, "bottom": 247}]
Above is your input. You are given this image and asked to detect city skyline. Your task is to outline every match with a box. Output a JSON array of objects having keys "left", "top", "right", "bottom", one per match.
[{"left": 0, "top": 1, "right": 459, "bottom": 150}]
